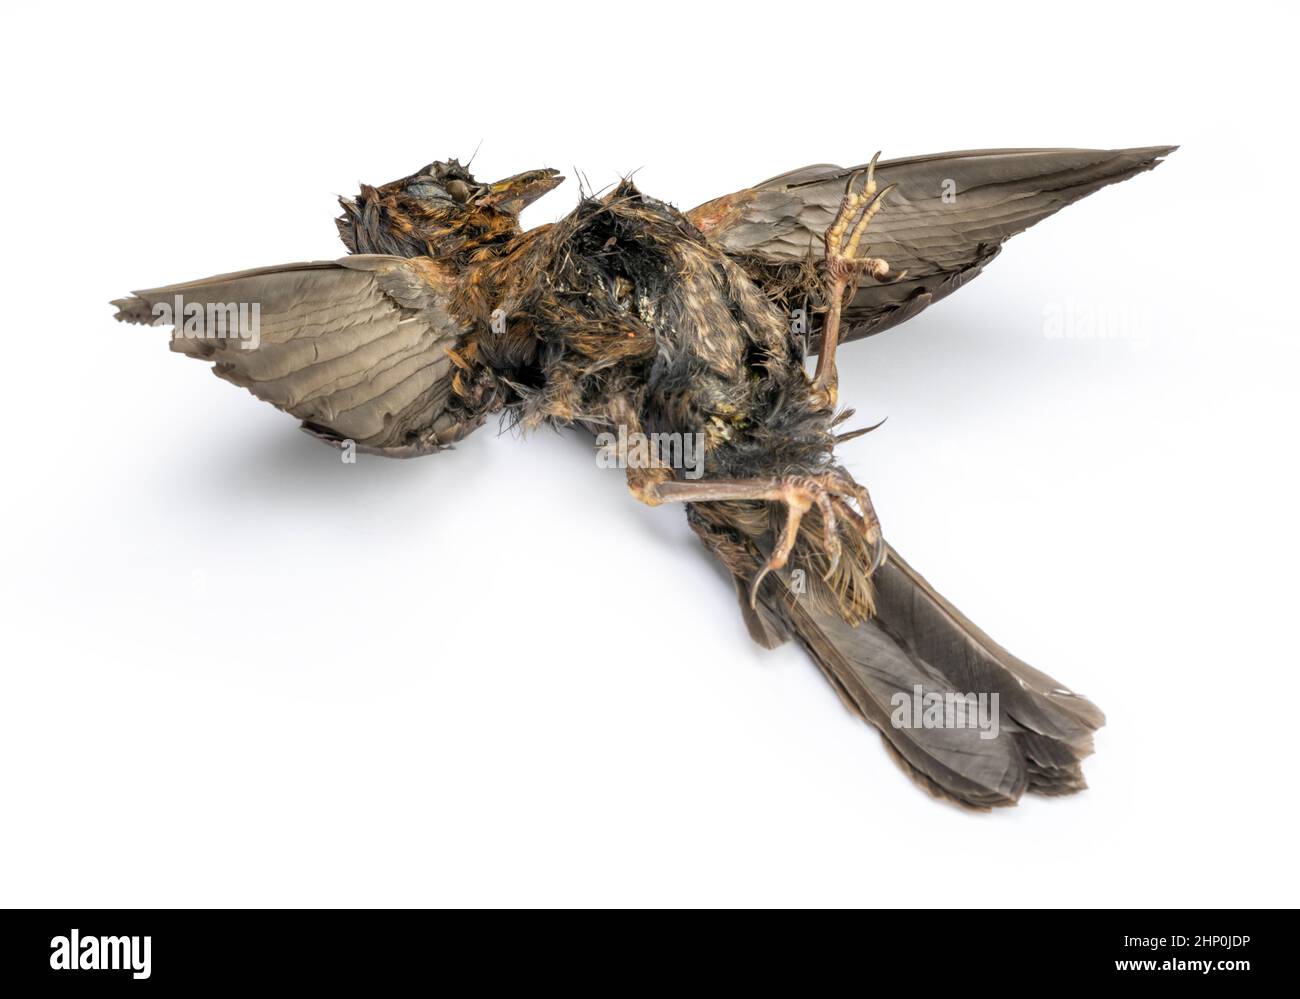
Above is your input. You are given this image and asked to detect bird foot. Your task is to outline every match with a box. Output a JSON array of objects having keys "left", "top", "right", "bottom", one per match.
[
  {"left": 812, "top": 153, "right": 904, "bottom": 410},
  {"left": 747, "top": 473, "right": 884, "bottom": 608},
  {"left": 822, "top": 152, "right": 898, "bottom": 284},
  {"left": 625, "top": 469, "right": 885, "bottom": 608}
]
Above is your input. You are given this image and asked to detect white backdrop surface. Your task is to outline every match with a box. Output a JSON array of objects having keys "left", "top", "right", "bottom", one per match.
[{"left": 0, "top": 0, "right": 1296, "bottom": 907}]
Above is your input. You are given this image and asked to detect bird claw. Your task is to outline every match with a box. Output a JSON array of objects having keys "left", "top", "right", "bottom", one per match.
[
  {"left": 812, "top": 154, "right": 901, "bottom": 410},
  {"left": 747, "top": 473, "right": 884, "bottom": 608},
  {"left": 823, "top": 152, "right": 897, "bottom": 283}
]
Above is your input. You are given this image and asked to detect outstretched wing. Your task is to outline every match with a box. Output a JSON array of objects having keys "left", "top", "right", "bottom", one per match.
[
  {"left": 112, "top": 255, "right": 482, "bottom": 456},
  {"left": 687, "top": 146, "right": 1176, "bottom": 349}
]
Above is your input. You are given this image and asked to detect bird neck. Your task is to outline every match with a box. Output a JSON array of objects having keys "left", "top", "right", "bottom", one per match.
[{"left": 337, "top": 195, "right": 524, "bottom": 264}]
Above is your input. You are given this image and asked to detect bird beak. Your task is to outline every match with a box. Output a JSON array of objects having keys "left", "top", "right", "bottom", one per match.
[{"left": 480, "top": 168, "right": 565, "bottom": 214}]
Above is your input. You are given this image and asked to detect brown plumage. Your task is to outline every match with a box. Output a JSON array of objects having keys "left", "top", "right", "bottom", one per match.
[{"left": 112, "top": 147, "right": 1174, "bottom": 808}]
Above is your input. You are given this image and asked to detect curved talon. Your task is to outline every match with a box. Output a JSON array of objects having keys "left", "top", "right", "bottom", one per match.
[
  {"left": 747, "top": 563, "right": 774, "bottom": 609},
  {"left": 747, "top": 488, "right": 811, "bottom": 609},
  {"left": 867, "top": 530, "right": 888, "bottom": 574}
]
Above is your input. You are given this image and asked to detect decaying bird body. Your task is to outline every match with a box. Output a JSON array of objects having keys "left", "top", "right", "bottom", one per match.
[{"left": 112, "top": 146, "right": 1175, "bottom": 807}]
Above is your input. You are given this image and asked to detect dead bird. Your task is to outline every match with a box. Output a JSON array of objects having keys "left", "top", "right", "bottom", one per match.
[{"left": 113, "top": 146, "right": 1174, "bottom": 808}]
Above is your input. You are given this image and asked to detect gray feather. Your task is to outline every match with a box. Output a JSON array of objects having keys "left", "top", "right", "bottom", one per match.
[
  {"left": 765, "top": 544, "right": 1102, "bottom": 808},
  {"left": 690, "top": 146, "right": 1176, "bottom": 347},
  {"left": 112, "top": 255, "right": 481, "bottom": 455}
]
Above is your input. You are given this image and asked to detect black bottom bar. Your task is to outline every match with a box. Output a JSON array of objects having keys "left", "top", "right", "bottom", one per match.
[{"left": 0, "top": 908, "right": 1281, "bottom": 988}]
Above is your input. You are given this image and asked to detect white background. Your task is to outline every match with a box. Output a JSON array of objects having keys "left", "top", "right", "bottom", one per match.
[{"left": 1, "top": 1, "right": 1297, "bottom": 908}]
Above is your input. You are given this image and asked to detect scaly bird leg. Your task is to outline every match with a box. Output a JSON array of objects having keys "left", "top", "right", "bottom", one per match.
[
  {"left": 628, "top": 469, "right": 884, "bottom": 608},
  {"left": 605, "top": 398, "right": 884, "bottom": 606},
  {"left": 813, "top": 152, "right": 903, "bottom": 410}
]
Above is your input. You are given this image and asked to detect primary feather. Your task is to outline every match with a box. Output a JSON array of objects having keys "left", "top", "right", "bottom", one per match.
[{"left": 689, "top": 146, "right": 1176, "bottom": 349}]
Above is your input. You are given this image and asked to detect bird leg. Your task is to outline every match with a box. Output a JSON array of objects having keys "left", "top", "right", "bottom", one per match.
[
  {"left": 812, "top": 153, "right": 901, "bottom": 410},
  {"left": 605, "top": 398, "right": 883, "bottom": 606},
  {"left": 629, "top": 469, "right": 884, "bottom": 608}
]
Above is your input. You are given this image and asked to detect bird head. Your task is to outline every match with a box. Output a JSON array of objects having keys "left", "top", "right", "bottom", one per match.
[{"left": 336, "top": 158, "right": 564, "bottom": 261}]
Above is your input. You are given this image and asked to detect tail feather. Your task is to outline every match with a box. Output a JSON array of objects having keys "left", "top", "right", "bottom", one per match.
[{"left": 762, "top": 544, "right": 1103, "bottom": 809}]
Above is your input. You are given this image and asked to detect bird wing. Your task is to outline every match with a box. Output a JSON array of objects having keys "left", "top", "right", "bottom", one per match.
[
  {"left": 687, "top": 146, "right": 1176, "bottom": 349},
  {"left": 112, "top": 255, "right": 483, "bottom": 456}
]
